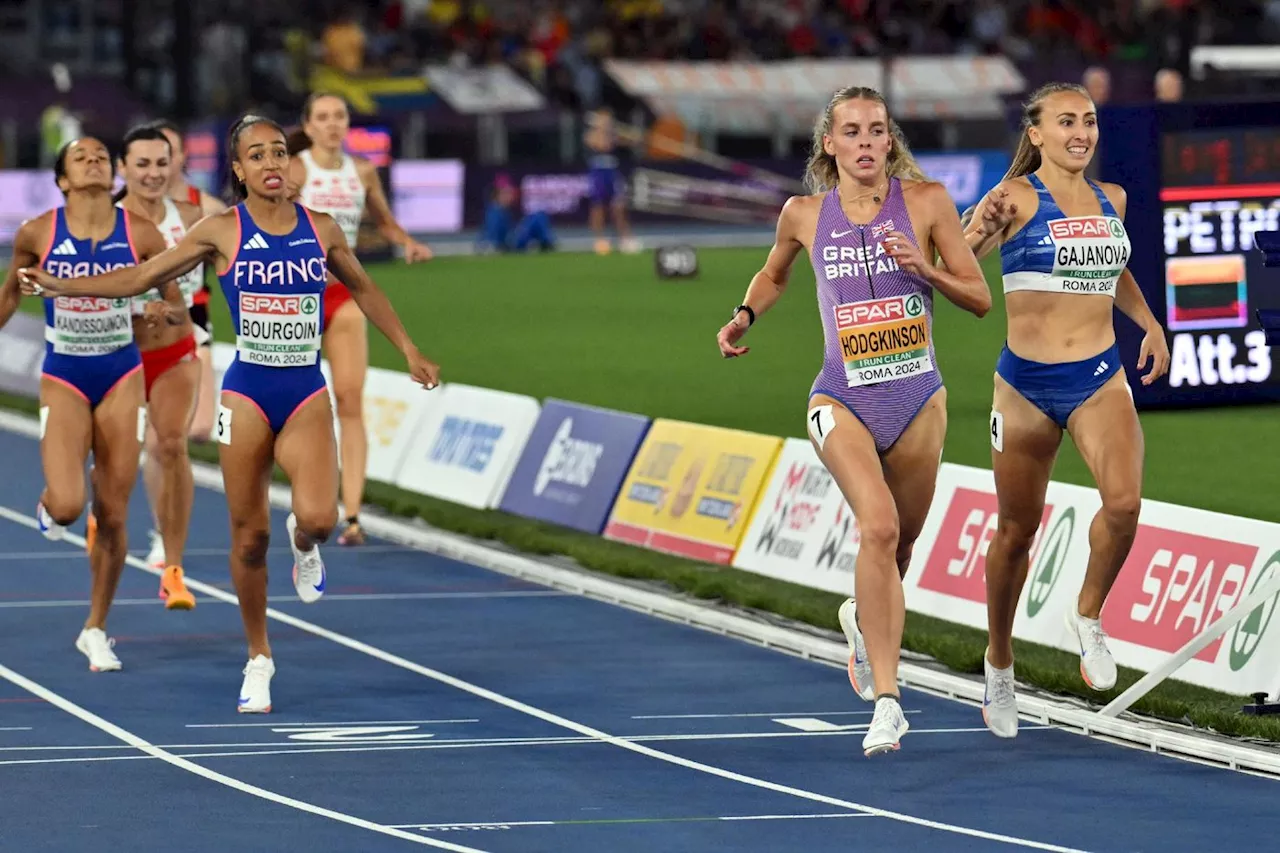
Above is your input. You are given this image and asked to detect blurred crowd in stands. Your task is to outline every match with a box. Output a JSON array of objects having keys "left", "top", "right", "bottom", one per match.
[{"left": 74, "top": 0, "right": 1254, "bottom": 118}]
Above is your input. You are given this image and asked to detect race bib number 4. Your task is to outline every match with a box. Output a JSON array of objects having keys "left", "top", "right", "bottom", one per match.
[
  {"left": 835, "top": 294, "right": 933, "bottom": 387},
  {"left": 235, "top": 292, "right": 321, "bottom": 366}
]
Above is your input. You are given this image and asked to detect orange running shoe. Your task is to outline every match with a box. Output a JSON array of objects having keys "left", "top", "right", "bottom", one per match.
[
  {"left": 159, "top": 565, "right": 196, "bottom": 610},
  {"left": 84, "top": 513, "right": 97, "bottom": 554}
]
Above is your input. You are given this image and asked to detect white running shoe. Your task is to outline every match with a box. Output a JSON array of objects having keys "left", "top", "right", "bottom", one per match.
[
  {"left": 1066, "top": 608, "right": 1118, "bottom": 691},
  {"left": 982, "top": 650, "right": 1019, "bottom": 738},
  {"left": 286, "top": 513, "right": 325, "bottom": 604},
  {"left": 75, "top": 628, "right": 122, "bottom": 672},
  {"left": 238, "top": 654, "right": 275, "bottom": 713},
  {"left": 36, "top": 501, "right": 65, "bottom": 541},
  {"left": 837, "top": 598, "right": 874, "bottom": 701},
  {"left": 862, "top": 695, "right": 909, "bottom": 756},
  {"left": 145, "top": 529, "right": 166, "bottom": 570}
]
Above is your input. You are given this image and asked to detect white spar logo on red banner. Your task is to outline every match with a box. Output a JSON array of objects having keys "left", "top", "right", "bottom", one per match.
[
  {"left": 1102, "top": 526, "right": 1258, "bottom": 661},
  {"left": 917, "top": 487, "right": 1052, "bottom": 604}
]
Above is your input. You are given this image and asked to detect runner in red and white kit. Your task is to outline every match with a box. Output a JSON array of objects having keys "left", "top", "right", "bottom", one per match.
[
  {"left": 151, "top": 120, "right": 225, "bottom": 455},
  {"left": 113, "top": 124, "right": 201, "bottom": 608},
  {"left": 286, "top": 92, "right": 432, "bottom": 546}
]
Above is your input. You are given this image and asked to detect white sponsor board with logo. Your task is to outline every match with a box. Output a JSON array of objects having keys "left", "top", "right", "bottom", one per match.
[
  {"left": 731, "top": 439, "right": 859, "bottom": 596},
  {"left": 394, "top": 383, "right": 540, "bottom": 509},
  {"left": 735, "top": 455, "right": 1280, "bottom": 697},
  {"left": 908, "top": 464, "right": 1280, "bottom": 697},
  {"left": 344, "top": 366, "right": 442, "bottom": 485}
]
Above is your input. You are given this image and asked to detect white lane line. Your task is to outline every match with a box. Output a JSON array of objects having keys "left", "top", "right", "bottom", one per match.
[
  {"left": 631, "top": 710, "right": 921, "bottom": 720},
  {"left": 389, "top": 812, "right": 876, "bottom": 831},
  {"left": 0, "top": 661, "right": 487, "bottom": 853},
  {"left": 0, "top": 590, "right": 564, "bottom": 609},
  {"left": 0, "top": 726, "right": 33, "bottom": 731},
  {"left": 186, "top": 719, "right": 481, "bottom": 729},
  {"left": 0, "top": 501, "right": 1087, "bottom": 852},
  {"left": 0, "top": 725, "right": 1050, "bottom": 756}
]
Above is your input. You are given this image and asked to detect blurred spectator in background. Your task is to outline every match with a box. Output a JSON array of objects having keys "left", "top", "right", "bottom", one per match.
[
  {"left": 39, "top": 64, "right": 81, "bottom": 168},
  {"left": 478, "top": 174, "right": 556, "bottom": 254},
  {"left": 1083, "top": 66, "right": 1111, "bottom": 106},
  {"left": 323, "top": 9, "right": 367, "bottom": 75},
  {"left": 1154, "top": 67, "right": 1184, "bottom": 102}
]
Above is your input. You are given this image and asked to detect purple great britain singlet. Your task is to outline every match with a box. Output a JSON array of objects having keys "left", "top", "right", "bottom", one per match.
[{"left": 808, "top": 178, "right": 942, "bottom": 452}]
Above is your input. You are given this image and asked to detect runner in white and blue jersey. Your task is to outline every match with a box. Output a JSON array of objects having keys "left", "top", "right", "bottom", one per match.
[
  {"left": 0, "top": 136, "right": 185, "bottom": 674},
  {"left": 956, "top": 82, "right": 1171, "bottom": 739},
  {"left": 18, "top": 115, "right": 442, "bottom": 713}
]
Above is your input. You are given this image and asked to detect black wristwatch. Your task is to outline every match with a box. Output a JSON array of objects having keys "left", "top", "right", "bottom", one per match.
[{"left": 733, "top": 304, "right": 755, "bottom": 326}]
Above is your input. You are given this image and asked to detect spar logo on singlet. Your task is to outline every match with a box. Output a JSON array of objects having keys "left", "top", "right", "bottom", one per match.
[
  {"left": 49, "top": 294, "right": 134, "bottom": 355},
  {"left": 834, "top": 294, "right": 932, "bottom": 387},
  {"left": 236, "top": 293, "right": 322, "bottom": 367},
  {"left": 1046, "top": 216, "right": 1130, "bottom": 295}
]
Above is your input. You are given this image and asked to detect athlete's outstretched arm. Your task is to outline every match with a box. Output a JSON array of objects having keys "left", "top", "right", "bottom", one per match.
[
  {"left": 315, "top": 211, "right": 441, "bottom": 389},
  {"left": 0, "top": 216, "right": 43, "bottom": 329},
  {"left": 886, "top": 183, "right": 990, "bottom": 318},
  {"left": 1104, "top": 185, "right": 1170, "bottom": 383},
  {"left": 19, "top": 214, "right": 223, "bottom": 299},
  {"left": 129, "top": 213, "right": 186, "bottom": 308},
  {"left": 717, "top": 196, "right": 807, "bottom": 357},
  {"left": 357, "top": 159, "right": 432, "bottom": 262},
  {"left": 920, "top": 183, "right": 992, "bottom": 317}
]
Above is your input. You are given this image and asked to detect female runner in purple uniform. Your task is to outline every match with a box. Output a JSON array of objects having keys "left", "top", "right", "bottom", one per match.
[
  {"left": 20, "top": 116, "right": 441, "bottom": 712},
  {"left": 716, "top": 87, "right": 990, "bottom": 756}
]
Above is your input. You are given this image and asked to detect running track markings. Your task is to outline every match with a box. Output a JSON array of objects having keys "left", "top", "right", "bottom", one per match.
[
  {"left": 0, "top": 661, "right": 489, "bottom": 853},
  {"left": 0, "top": 503, "right": 1087, "bottom": 853}
]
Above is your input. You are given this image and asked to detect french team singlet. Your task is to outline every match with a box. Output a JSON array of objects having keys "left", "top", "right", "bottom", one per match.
[
  {"left": 42, "top": 207, "right": 138, "bottom": 356},
  {"left": 296, "top": 148, "right": 366, "bottom": 248},
  {"left": 1000, "top": 174, "right": 1130, "bottom": 297},
  {"left": 218, "top": 203, "right": 328, "bottom": 368},
  {"left": 125, "top": 197, "right": 203, "bottom": 314},
  {"left": 809, "top": 178, "right": 942, "bottom": 451}
]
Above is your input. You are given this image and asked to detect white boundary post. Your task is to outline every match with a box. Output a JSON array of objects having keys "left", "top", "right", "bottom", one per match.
[{"left": 1099, "top": 569, "right": 1280, "bottom": 718}]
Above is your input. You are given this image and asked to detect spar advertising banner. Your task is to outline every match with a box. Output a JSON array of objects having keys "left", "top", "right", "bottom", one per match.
[
  {"left": 394, "top": 383, "right": 540, "bottom": 509},
  {"left": 498, "top": 399, "right": 651, "bottom": 535},
  {"left": 731, "top": 438, "right": 860, "bottom": 595},
  {"left": 603, "top": 419, "right": 781, "bottom": 565},
  {"left": 907, "top": 464, "right": 1280, "bottom": 697}
]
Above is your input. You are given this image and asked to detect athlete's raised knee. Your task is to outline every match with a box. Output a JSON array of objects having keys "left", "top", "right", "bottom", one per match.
[
  {"left": 295, "top": 505, "right": 337, "bottom": 544},
  {"left": 44, "top": 491, "right": 85, "bottom": 527}
]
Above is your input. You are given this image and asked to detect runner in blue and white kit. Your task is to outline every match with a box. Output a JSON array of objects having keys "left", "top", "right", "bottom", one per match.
[
  {"left": 19, "top": 115, "right": 442, "bottom": 713},
  {"left": 956, "top": 82, "right": 1170, "bottom": 739},
  {"left": 0, "top": 136, "right": 185, "bottom": 673}
]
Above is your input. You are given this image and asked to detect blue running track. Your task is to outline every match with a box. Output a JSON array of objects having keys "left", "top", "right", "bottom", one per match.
[{"left": 0, "top": 424, "right": 1272, "bottom": 852}]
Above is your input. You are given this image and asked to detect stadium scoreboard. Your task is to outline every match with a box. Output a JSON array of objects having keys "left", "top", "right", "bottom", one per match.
[{"left": 1101, "top": 102, "right": 1280, "bottom": 408}]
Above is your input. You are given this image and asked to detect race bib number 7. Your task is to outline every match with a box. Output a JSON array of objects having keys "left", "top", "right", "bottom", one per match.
[{"left": 835, "top": 294, "right": 933, "bottom": 387}]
